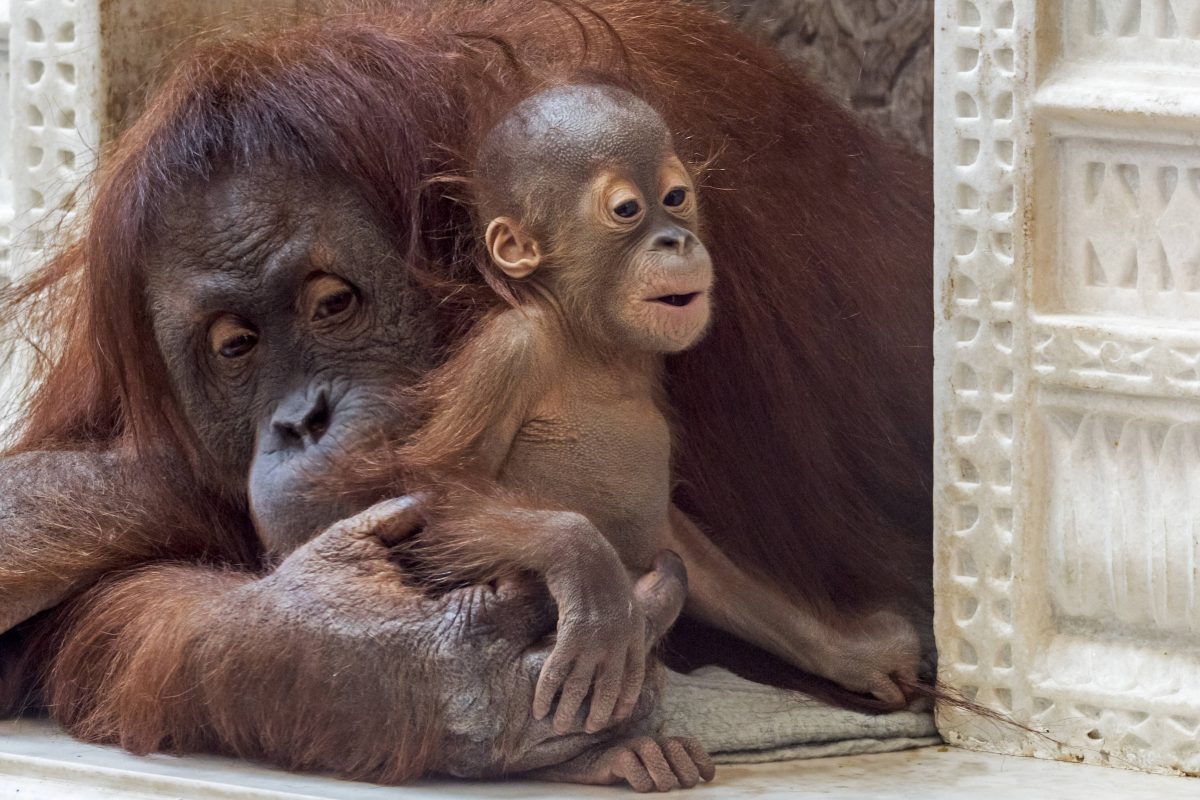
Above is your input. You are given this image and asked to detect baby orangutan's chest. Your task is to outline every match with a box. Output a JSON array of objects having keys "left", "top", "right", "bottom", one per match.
[{"left": 500, "top": 392, "right": 673, "bottom": 568}]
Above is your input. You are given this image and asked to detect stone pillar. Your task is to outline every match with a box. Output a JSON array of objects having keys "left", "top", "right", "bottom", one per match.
[{"left": 935, "top": 0, "right": 1200, "bottom": 777}]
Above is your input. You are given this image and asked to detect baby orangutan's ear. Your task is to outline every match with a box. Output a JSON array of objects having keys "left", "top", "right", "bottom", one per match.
[{"left": 486, "top": 217, "right": 542, "bottom": 279}]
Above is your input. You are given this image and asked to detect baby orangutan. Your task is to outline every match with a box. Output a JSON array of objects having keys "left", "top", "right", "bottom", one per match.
[{"left": 403, "top": 84, "right": 918, "bottom": 738}]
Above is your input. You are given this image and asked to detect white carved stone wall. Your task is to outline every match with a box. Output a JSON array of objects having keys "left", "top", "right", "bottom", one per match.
[
  {"left": 0, "top": 0, "right": 100, "bottom": 432},
  {"left": 2, "top": 0, "right": 326, "bottom": 280},
  {"left": 935, "top": 0, "right": 1200, "bottom": 777}
]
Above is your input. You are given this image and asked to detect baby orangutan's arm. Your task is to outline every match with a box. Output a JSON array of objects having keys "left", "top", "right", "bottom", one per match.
[
  {"left": 423, "top": 487, "right": 646, "bottom": 735},
  {"left": 402, "top": 307, "right": 550, "bottom": 477},
  {"left": 404, "top": 309, "right": 650, "bottom": 730},
  {"left": 665, "top": 506, "right": 920, "bottom": 708}
]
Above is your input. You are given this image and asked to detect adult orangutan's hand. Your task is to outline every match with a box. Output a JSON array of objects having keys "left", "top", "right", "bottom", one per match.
[{"left": 43, "top": 496, "right": 690, "bottom": 785}]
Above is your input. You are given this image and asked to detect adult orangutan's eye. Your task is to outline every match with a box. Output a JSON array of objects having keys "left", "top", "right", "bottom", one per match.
[
  {"left": 220, "top": 333, "right": 258, "bottom": 358},
  {"left": 313, "top": 287, "right": 356, "bottom": 321},
  {"left": 307, "top": 274, "right": 359, "bottom": 322},
  {"left": 663, "top": 188, "right": 687, "bottom": 207},
  {"left": 209, "top": 316, "right": 258, "bottom": 359}
]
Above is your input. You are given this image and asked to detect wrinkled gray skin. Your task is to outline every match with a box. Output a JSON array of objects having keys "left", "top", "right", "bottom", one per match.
[{"left": 273, "top": 495, "right": 695, "bottom": 782}]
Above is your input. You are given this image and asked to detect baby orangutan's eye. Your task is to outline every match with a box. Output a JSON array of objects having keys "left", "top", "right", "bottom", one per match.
[
  {"left": 663, "top": 188, "right": 687, "bottom": 208},
  {"left": 306, "top": 274, "right": 359, "bottom": 322},
  {"left": 598, "top": 179, "right": 645, "bottom": 227},
  {"left": 613, "top": 199, "right": 642, "bottom": 219},
  {"left": 209, "top": 316, "right": 258, "bottom": 360}
]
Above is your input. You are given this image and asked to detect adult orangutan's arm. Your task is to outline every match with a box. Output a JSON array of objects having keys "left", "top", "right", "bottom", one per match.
[
  {"left": 0, "top": 450, "right": 248, "bottom": 635},
  {"left": 40, "top": 497, "right": 552, "bottom": 783}
]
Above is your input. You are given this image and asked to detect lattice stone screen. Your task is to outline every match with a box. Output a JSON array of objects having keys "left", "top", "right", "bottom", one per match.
[
  {"left": 934, "top": 0, "right": 1200, "bottom": 776},
  {"left": 5, "top": 0, "right": 326, "bottom": 277}
]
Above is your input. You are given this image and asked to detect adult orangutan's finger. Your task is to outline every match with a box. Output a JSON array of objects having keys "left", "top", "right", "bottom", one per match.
[
  {"left": 487, "top": 576, "right": 555, "bottom": 643},
  {"left": 320, "top": 494, "right": 428, "bottom": 548},
  {"left": 366, "top": 494, "right": 431, "bottom": 546}
]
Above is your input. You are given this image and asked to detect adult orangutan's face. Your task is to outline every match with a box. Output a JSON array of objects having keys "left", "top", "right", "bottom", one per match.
[{"left": 146, "top": 166, "right": 440, "bottom": 552}]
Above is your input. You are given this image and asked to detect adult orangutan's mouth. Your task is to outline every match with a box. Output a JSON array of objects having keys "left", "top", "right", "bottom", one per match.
[{"left": 651, "top": 292, "right": 701, "bottom": 307}]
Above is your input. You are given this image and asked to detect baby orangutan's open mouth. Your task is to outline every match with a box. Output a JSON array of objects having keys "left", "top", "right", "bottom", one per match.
[{"left": 652, "top": 292, "right": 701, "bottom": 307}]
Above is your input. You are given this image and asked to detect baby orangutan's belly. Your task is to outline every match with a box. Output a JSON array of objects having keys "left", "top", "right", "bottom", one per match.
[{"left": 503, "top": 412, "right": 672, "bottom": 570}]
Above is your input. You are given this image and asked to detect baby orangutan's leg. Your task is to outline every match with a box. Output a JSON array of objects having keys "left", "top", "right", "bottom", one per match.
[{"left": 665, "top": 507, "right": 920, "bottom": 707}]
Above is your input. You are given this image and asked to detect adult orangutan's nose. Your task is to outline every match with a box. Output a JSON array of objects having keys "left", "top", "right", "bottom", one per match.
[{"left": 267, "top": 386, "right": 331, "bottom": 449}]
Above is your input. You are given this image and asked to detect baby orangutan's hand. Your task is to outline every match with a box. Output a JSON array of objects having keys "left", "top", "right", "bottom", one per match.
[
  {"left": 534, "top": 563, "right": 647, "bottom": 735},
  {"left": 535, "top": 549, "right": 689, "bottom": 736}
]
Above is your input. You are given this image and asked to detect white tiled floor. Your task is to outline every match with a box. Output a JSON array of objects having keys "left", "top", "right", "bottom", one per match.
[{"left": 0, "top": 719, "right": 1196, "bottom": 799}]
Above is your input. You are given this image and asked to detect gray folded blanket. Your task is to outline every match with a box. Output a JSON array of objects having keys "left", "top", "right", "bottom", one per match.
[{"left": 660, "top": 666, "right": 941, "bottom": 764}]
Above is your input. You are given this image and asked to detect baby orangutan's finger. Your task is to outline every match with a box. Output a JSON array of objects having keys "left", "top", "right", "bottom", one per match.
[
  {"left": 554, "top": 659, "right": 599, "bottom": 734},
  {"left": 584, "top": 656, "right": 625, "bottom": 733},
  {"left": 663, "top": 737, "right": 711, "bottom": 788},
  {"left": 533, "top": 651, "right": 573, "bottom": 721},
  {"left": 612, "top": 749, "right": 655, "bottom": 793},
  {"left": 613, "top": 645, "right": 646, "bottom": 722}
]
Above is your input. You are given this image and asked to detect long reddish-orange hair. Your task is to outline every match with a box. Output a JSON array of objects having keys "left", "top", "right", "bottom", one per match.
[{"left": 4, "top": 1, "right": 932, "bottom": 717}]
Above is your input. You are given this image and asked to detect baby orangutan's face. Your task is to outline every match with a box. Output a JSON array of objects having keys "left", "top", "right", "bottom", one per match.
[
  {"left": 572, "top": 152, "right": 713, "bottom": 354},
  {"left": 481, "top": 86, "right": 714, "bottom": 354}
]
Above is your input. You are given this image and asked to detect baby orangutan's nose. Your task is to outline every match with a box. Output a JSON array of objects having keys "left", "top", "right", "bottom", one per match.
[{"left": 650, "top": 227, "right": 696, "bottom": 257}]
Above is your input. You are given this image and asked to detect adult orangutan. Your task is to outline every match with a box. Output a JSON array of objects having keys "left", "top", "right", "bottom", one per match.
[{"left": 0, "top": 0, "right": 932, "bottom": 783}]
